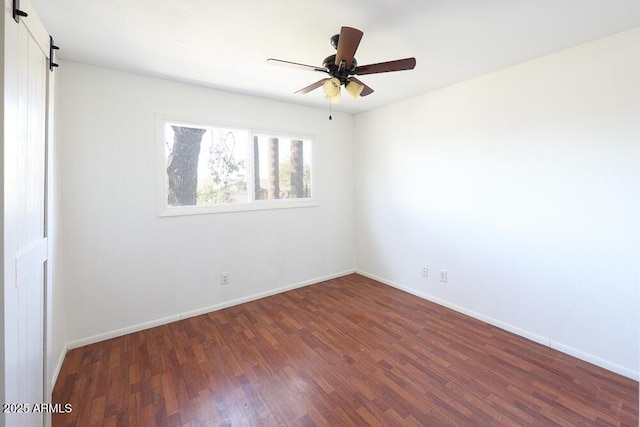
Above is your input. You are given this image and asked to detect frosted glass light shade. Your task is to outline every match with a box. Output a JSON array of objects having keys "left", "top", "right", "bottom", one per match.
[
  {"left": 345, "top": 81, "right": 364, "bottom": 99},
  {"left": 322, "top": 77, "right": 341, "bottom": 97}
]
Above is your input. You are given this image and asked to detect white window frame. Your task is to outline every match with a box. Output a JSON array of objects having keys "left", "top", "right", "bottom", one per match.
[{"left": 156, "top": 116, "right": 318, "bottom": 217}]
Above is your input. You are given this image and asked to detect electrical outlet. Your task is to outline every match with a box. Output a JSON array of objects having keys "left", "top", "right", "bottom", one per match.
[
  {"left": 439, "top": 270, "right": 447, "bottom": 283},
  {"left": 221, "top": 272, "right": 230, "bottom": 285},
  {"left": 422, "top": 267, "right": 428, "bottom": 278}
]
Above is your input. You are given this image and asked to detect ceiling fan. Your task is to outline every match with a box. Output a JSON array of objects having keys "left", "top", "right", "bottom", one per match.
[{"left": 267, "top": 26, "right": 416, "bottom": 103}]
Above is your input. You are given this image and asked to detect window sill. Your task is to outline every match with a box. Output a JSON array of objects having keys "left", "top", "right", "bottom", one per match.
[{"left": 157, "top": 199, "right": 319, "bottom": 217}]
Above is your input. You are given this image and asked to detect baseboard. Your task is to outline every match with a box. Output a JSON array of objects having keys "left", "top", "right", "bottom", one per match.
[
  {"left": 66, "top": 313, "right": 182, "bottom": 350},
  {"left": 178, "top": 269, "right": 356, "bottom": 321},
  {"left": 51, "top": 344, "right": 69, "bottom": 391},
  {"left": 66, "top": 269, "right": 356, "bottom": 350},
  {"left": 356, "top": 269, "right": 639, "bottom": 381},
  {"left": 549, "top": 341, "right": 638, "bottom": 381}
]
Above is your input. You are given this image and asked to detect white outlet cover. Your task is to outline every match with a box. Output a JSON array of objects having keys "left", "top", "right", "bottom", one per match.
[
  {"left": 221, "top": 272, "right": 230, "bottom": 285},
  {"left": 439, "top": 270, "right": 447, "bottom": 283}
]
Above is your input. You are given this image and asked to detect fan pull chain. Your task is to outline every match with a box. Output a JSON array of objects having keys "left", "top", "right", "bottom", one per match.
[{"left": 329, "top": 99, "right": 332, "bottom": 120}]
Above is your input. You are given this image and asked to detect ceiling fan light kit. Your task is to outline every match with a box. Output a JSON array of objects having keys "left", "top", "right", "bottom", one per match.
[
  {"left": 345, "top": 80, "right": 364, "bottom": 99},
  {"left": 268, "top": 25, "right": 417, "bottom": 107},
  {"left": 323, "top": 77, "right": 341, "bottom": 98}
]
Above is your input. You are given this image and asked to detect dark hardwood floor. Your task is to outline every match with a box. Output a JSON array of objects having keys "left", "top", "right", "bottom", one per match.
[{"left": 52, "top": 274, "right": 638, "bottom": 426}]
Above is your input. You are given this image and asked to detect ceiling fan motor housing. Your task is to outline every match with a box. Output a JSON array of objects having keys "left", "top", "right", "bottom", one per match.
[{"left": 323, "top": 54, "right": 357, "bottom": 84}]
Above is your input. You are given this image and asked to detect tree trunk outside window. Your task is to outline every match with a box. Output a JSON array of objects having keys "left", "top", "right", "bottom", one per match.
[
  {"left": 290, "top": 140, "right": 304, "bottom": 198},
  {"left": 254, "top": 136, "right": 262, "bottom": 200},
  {"left": 167, "top": 126, "right": 206, "bottom": 206},
  {"left": 267, "top": 137, "right": 279, "bottom": 199}
]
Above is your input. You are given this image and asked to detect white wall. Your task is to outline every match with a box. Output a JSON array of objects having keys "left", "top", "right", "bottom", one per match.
[
  {"left": 49, "top": 70, "right": 67, "bottom": 391},
  {"left": 57, "top": 61, "right": 355, "bottom": 346},
  {"left": 355, "top": 28, "right": 640, "bottom": 379}
]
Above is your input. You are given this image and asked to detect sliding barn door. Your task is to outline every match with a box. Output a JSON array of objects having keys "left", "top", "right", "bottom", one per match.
[
  {"left": 15, "top": 22, "right": 48, "bottom": 426},
  {"left": 4, "top": 1, "right": 52, "bottom": 426}
]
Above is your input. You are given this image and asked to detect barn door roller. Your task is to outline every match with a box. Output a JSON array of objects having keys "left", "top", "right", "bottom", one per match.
[
  {"left": 13, "top": 0, "right": 28, "bottom": 23},
  {"left": 49, "top": 36, "right": 60, "bottom": 71}
]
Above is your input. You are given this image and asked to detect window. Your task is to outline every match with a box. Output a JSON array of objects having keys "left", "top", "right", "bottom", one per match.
[{"left": 160, "top": 120, "right": 315, "bottom": 215}]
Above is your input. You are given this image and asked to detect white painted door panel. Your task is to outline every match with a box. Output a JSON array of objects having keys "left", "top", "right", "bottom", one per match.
[{"left": 5, "top": 1, "right": 50, "bottom": 425}]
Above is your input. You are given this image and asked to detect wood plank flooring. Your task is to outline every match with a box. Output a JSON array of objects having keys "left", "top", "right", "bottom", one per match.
[{"left": 52, "top": 274, "right": 638, "bottom": 426}]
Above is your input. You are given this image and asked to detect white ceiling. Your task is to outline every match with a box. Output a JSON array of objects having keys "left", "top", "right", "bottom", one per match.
[{"left": 32, "top": 0, "right": 640, "bottom": 114}]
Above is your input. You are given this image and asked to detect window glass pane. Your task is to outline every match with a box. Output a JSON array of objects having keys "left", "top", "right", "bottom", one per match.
[
  {"left": 165, "top": 124, "right": 248, "bottom": 206},
  {"left": 254, "top": 134, "right": 312, "bottom": 200},
  {"left": 162, "top": 120, "right": 314, "bottom": 215}
]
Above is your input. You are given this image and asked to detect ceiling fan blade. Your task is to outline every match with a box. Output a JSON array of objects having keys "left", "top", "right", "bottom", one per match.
[
  {"left": 354, "top": 57, "right": 416, "bottom": 75},
  {"left": 295, "top": 79, "right": 326, "bottom": 94},
  {"left": 267, "top": 58, "right": 327, "bottom": 74},
  {"left": 335, "top": 26, "right": 363, "bottom": 69},
  {"left": 349, "top": 77, "right": 374, "bottom": 97}
]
